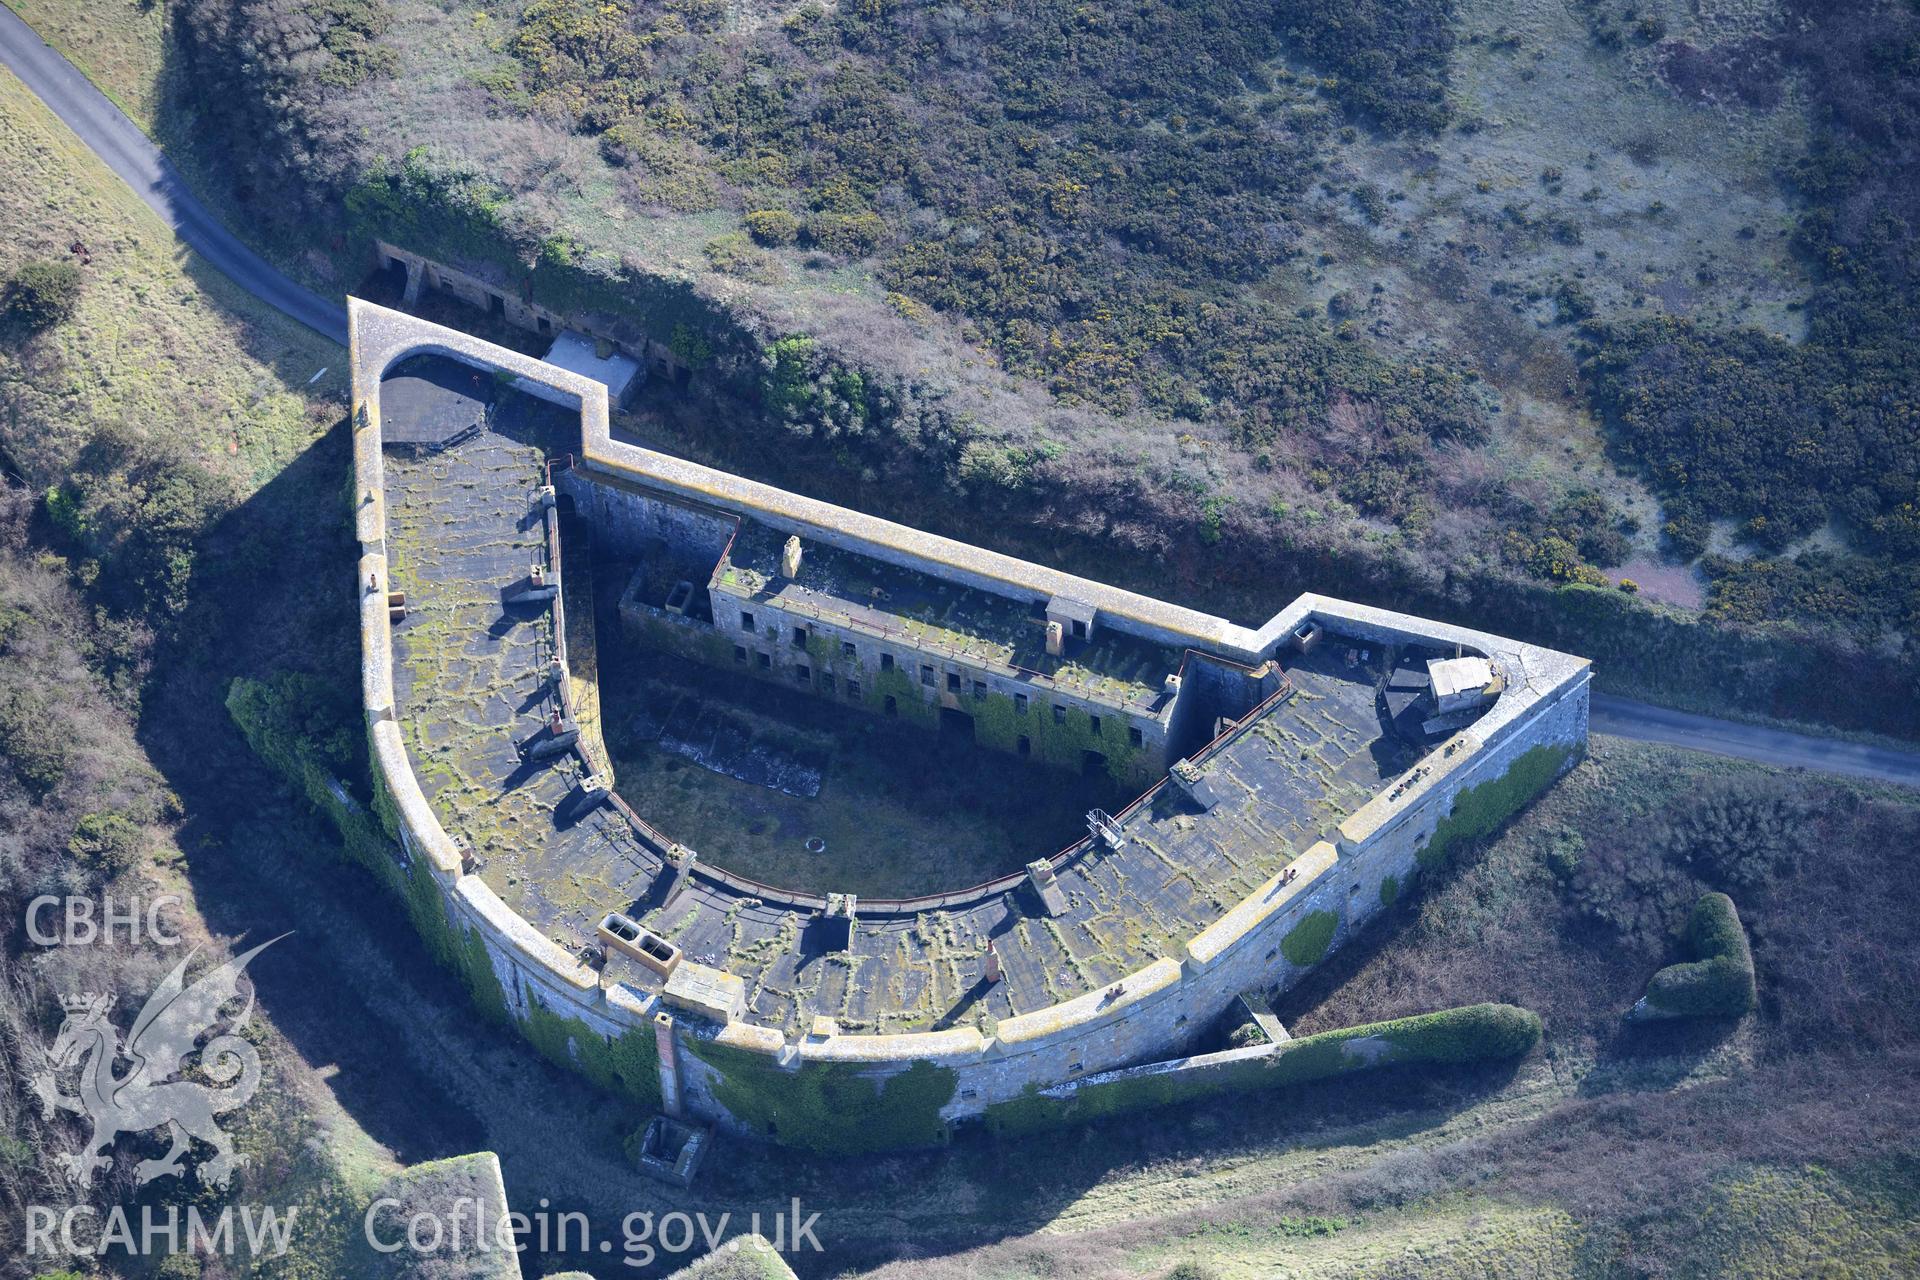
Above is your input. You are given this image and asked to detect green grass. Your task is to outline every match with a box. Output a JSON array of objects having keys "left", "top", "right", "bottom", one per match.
[
  {"left": 3, "top": 0, "right": 172, "bottom": 131},
  {"left": 598, "top": 642, "right": 1131, "bottom": 898},
  {"left": 0, "top": 67, "right": 344, "bottom": 492}
]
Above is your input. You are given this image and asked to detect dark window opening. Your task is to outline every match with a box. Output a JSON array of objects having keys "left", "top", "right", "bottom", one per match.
[
  {"left": 537, "top": 316, "right": 551, "bottom": 334},
  {"left": 841, "top": 641, "right": 857, "bottom": 659},
  {"left": 1017, "top": 735, "right": 1031, "bottom": 757},
  {"left": 1071, "top": 619, "right": 1087, "bottom": 639},
  {"left": 1082, "top": 750, "right": 1107, "bottom": 776},
  {"left": 1129, "top": 726, "right": 1144, "bottom": 747},
  {"left": 881, "top": 654, "right": 895, "bottom": 672},
  {"left": 1053, "top": 704, "right": 1067, "bottom": 724},
  {"left": 821, "top": 674, "right": 835, "bottom": 693},
  {"left": 946, "top": 671, "right": 961, "bottom": 693},
  {"left": 733, "top": 645, "right": 747, "bottom": 663},
  {"left": 792, "top": 626, "right": 808, "bottom": 648},
  {"left": 884, "top": 695, "right": 898, "bottom": 717},
  {"left": 972, "top": 680, "right": 987, "bottom": 700},
  {"left": 741, "top": 611, "right": 755, "bottom": 632},
  {"left": 488, "top": 293, "right": 505, "bottom": 318},
  {"left": 796, "top": 666, "right": 810, "bottom": 684},
  {"left": 847, "top": 680, "right": 861, "bottom": 700},
  {"left": 1015, "top": 693, "right": 1029, "bottom": 715},
  {"left": 1090, "top": 715, "right": 1103, "bottom": 737},
  {"left": 921, "top": 664, "right": 936, "bottom": 686},
  {"left": 757, "top": 652, "right": 771, "bottom": 670}
]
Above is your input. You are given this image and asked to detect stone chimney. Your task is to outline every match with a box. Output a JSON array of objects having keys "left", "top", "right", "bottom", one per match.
[
  {"left": 1045, "top": 620, "right": 1065, "bottom": 657},
  {"left": 780, "top": 535, "right": 804, "bottom": 579}
]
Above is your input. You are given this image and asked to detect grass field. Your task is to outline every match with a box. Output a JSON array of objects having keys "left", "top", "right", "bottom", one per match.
[
  {"left": 2, "top": 0, "right": 171, "bottom": 131},
  {"left": 0, "top": 65, "right": 344, "bottom": 492},
  {"left": 598, "top": 641, "right": 1130, "bottom": 897},
  {"left": 0, "top": 60, "right": 394, "bottom": 1277}
]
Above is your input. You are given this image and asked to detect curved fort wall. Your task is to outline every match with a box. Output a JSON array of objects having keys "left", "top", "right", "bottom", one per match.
[{"left": 349, "top": 300, "right": 1590, "bottom": 1146}]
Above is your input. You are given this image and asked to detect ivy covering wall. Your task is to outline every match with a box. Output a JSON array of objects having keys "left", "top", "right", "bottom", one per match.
[
  {"left": 522, "top": 988, "right": 663, "bottom": 1111},
  {"left": 1416, "top": 742, "right": 1578, "bottom": 871},
  {"left": 227, "top": 675, "right": 516, "bottom": 1038},
  {"left": 687, "top": 1038, "right": 956, "bottom": 1154},
  {"left": 1281, "top": 909, "right": 1339, "bottom": 966},
  {"left": 985, "top": 1002, "right": 1541, "bottom": 1136},
  {"left": 968, "top": 686, "right": 1149, "bottom": 785}
]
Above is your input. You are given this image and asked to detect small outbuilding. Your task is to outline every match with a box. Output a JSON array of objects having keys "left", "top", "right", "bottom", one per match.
[
  {"left": 543, "top": 330, "right": 644, "bottom": 408},
  {"left": 1427, "top": 656, "right": 1502, "bottom": 715}
]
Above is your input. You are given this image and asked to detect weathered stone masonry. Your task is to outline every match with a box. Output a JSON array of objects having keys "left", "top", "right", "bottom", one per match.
[{"left": 350, "top": 300, "right": 1590, "bottom": 1147}]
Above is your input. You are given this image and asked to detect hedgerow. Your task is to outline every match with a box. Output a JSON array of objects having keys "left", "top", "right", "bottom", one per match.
[
  {"left": 985, "top": 1002, "right": 1540, "bottom": 1135},
  {"left": 1637, "top": 893, "right": 1757, "bottom": 1019}
]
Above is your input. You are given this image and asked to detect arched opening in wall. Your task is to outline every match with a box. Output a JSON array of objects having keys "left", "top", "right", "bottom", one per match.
[
  {"left": 376, "top": 255, "right": 408, "bottom": 297},
  {"left": 1082, "top": 749, "right": 1108, "bottom": 777},
  {"left": 884, "top": 695, "right": 898, "bottom": 717},
  {"left": 939, "top": 707, "right": 975, "bottom": 741},
  {"left": 554, "top": 492, "right": 577, "bottom": 516}
]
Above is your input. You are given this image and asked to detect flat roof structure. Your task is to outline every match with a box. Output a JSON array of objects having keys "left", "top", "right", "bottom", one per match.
[
  {"left": 543, "top": 329, "right": 642, "bottom": 405},
  {"left": 714, "top": 520, "right": 1183, "bottom": 715}
]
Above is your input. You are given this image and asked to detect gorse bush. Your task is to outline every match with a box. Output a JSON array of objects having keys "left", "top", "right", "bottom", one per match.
[
  {"left": 3, "top": 258, "right": 82, "bottom": 331},
  {"left": 1273, "top": 0, "right": 1458, "bottom": 134},
  {"left": 1579, "top": 0, "right": 1920, "bottom": 637},
  {"left": 744, "top": 209, "right": 801, "bottom": 246},
  {"left": 1656, "top": 774, "right": 1814, "bottom": 892},
  {"left": 1563, "top": 773, "right": 1813, "bottom": 944},
  {"left": 43, "top": 424, "right": 233, "bottom": 619}
]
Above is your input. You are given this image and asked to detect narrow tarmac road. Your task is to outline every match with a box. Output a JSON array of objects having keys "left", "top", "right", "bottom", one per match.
[
  {"left": 1591, "top": 694, "right": 1920, "bottom": 788},
  {"left": 0, "top": 3, "right": 347, "bottom": 346},
  {"left": 3, "top": 9, "right": 1918, "bottom": 789}
]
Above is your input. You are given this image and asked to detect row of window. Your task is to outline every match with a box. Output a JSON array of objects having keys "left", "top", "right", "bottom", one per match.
[
  {"left": 734, "top": 643, "right": 864, "bottom": 701},
  {"left": 734, "top": 609, "right": 1145, "bottom": 747}
]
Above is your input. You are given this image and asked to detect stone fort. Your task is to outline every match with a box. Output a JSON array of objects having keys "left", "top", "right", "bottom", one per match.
[{"left": 349, "top": 299, "right": 1590, "bottom": 1150}]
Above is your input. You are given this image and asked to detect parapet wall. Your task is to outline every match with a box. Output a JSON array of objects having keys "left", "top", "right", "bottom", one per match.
[{"left": 349, "top": 300, "right": 1592, "bottom": 1146}]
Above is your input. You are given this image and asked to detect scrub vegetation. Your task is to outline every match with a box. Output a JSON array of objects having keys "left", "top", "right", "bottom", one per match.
[
  {"left": 3, "top": 2, "right": 1920, "bottom": 1277},
  {"left": 86, "top": 0, "right": 1914, "bottom": 739}
]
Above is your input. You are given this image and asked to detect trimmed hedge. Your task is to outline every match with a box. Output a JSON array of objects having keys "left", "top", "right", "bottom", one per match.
[
  {"left": 985, "top": 1002, "right": 1541, "bottom": 1136},
  {"left": 1636, "top": 892, "right": 1757, "bottom": 1019}
]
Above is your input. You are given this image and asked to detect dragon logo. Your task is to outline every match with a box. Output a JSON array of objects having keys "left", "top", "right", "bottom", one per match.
[{"left": 30, "top": 936, "right": 285, "bottom": 1189}]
